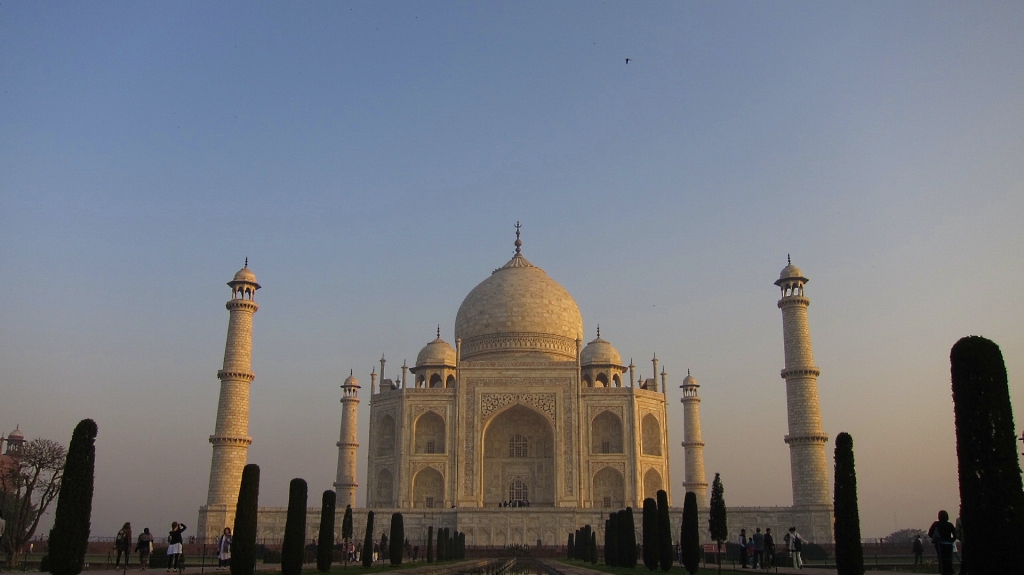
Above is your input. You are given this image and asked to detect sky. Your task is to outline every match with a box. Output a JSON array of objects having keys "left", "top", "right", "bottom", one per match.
[{"left": 2, "top": 2, "right": 1023, "bottom": 541}]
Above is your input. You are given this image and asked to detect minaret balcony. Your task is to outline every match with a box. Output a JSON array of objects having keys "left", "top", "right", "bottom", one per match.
[
  {"left": 780, "top": 366, "right": 820, "bottom": 379},
  {"left": 217, "top": 370, "right": 255, "bottom": 382}
]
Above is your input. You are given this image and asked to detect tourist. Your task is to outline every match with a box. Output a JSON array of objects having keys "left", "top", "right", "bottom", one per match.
[
  {"left": 116, "top": 522, "right": 133, "bottom": 569},
  {"left": 738, "top": 529, "right": 748, "bottom": 568},
  {"left": 216, "top": 527, "right": 232, "bottom": 570},
  {"left": 927, "top": 510, "right": 956, "bottom": 575},
  {"left": 912, "top": 535, "right": 924, "bottom": 565},
  {"left": 746, "top": 534, "right": 756, "bottom": 568},
  {"left": 752, "top": 528, "right": 764, "bottom": 569},
  {"left": 136, "top": 528, "right": 154, "bottom": 570},
  {"left": 412, "top": 545, "right": 418, "bottom": 562},
  {"left": 166, "top": 522, "right": 187, "bottom": 573},
  {"left": 786, "top": 527, "right": 803, "bottom": 569},
  {"left": 763, "top": 528, "right": 775, "bottom": 569}
]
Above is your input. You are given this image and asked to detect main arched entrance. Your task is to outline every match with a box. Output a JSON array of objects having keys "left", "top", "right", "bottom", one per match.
[{"left": 482, "top": 404, "right": 555, "bottom": 507}]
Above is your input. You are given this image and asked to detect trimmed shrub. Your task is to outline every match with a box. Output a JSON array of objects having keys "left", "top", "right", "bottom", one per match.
[
  {"left": 834, "top": 433, "right": 864, "bottom": 575},
  {"left": 622, "top": 508, "right": 638, "bottom": 568},
  {"left": 281, "top": 479, "right": 307, "bottom": 575},
  {"left": 951, "top": 336, "right": 1024, "bottom": 574},
  {"left": 230, "top": 464, "right": 260, "bottom": 575},
  {"left": 426, "top": 526, "right": 433, "bottom": 563},
  {"left": 388, "top": 513, "right": 404, "bottom": 565},
  {"left": 316, "top": 490, "right": 336, "bottom": 572},
  {"left": 48, "top": 419, "right": 98, "bottom": 575},
  {"left": 656, "top": 490, "right": 673, "bottom": 571},
  {"left": 360, "top": 511, "right": 374, "bottom": 568},
  {"left": 642, "top": 498, "right": 658, "bottom": 571},
  {"left": 681, "top": 492, "right": 700, "bottom": 575},
  {"left": 567, "top": 533, "right": 574, "bottom": 560}
]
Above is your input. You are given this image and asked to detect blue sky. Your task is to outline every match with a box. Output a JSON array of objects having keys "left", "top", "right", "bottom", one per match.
[{"left": 2, "top": 2, "right": 1022, "bottom": 539}]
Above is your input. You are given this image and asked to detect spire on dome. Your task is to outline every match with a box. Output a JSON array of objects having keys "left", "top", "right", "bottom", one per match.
[
  {"left": 437, "top": 325, "right": 441, "bottom": 339},
  {"left": 596, "top": 324, "right": 600, "bottom": 338},
  {"left": 514, "top": 221, "right": 522, "bottom": 254},
  {"left": 245, "top": 257, "right": 248, "bottom": 268},
  {"left": 787, "top": 253, "right": 791, "bottom": 265}
]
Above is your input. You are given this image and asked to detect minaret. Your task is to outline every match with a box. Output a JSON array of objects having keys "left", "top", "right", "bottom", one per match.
[
  {"left": 206, "top": 262, "right": 260, "bottom": 508},
  {"left": 334, "top": 370, "right": 360, "bottom": 508},
  {"left": 679, "top": 370, "right": 708, "bottom": 505},
  {"left": 775, "top": 257, "right": 830, "bottom": 507}
]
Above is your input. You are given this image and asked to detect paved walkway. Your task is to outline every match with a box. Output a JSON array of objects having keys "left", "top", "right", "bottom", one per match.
[
  {"left": 71, "top": 559, "right": 497, "bottom": 575},
  {"left": 538, "top": 559, "right": 925, "bottom": 575}
]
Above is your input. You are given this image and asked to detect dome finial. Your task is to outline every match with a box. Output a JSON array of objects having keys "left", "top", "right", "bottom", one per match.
[
  {"left": 244, "top": 257, "right": 248, "bottom": 268},
  {"left": 350, "top": 369, "right": 353, "bottom": 376},
  {"left": 514, "top": 221, "right": 522, "bottom": 254},
  {"left": 596, "top": 324, "right": 600, "bottom": 338},
  {"left": 787, "top": 253, "right": 791, "bottom": 265},
  {"left": 688, "top": 368, "right": 691, "bottom": 376},
  {"left": 437, "top": 324, "right": 441, "bottom": 338}
]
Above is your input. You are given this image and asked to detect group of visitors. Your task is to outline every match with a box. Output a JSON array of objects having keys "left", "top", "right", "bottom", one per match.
[
  {"left": 736, "top": 526, "right": 802, "bottom": 569},
  {"left": 113, "top": 522, "right": 227, "bottom": 572},
  {"left": 926, "top": 510, "right": 963, "bottom": 575},
  {"left": 498, "top": 500, "right": 530, "bottom": 507}
]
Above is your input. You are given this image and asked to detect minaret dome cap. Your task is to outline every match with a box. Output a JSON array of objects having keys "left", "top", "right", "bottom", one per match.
[
  {"left": 343, "top": 372, "right": 359, "bottom": 387},
  {"left": 229, "top": 265, "right": 261, "bottom": 288},
  {"left": 775, "top": 259, "right": 807, "bottom": 286},
  {"left": 581, "top": 331, "right": 622, "bottom": 367},
  {"left": 681, "top": 371, "right": 698, "bottom": 387}
]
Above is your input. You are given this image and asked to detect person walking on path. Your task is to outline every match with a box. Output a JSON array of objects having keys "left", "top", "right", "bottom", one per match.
[
  {"left": 739, "top": 529, "right": 749, "bottom": 568},
  {"left": 136, "top": 528, "right": 154, "bottom": 570},
  {"left": 785, "top": 527, "right": 803, "bottom": 569},
  {"left": 763, "top": 528, "right": 775, "bottom": 569},
  {"left": 928, "top": 510, "right": 956, "bottom": 575},
  {"left": 166, "top": 522, "right": 186, "bottom": 573},
  {"left": 216, "top": 528, "right": 232, "bottom": 570},
  {"left": 752, "top": 528, "right": 764, "bottom": 569},
  {"left": 912, "top": 535, "right": 924, "bottom": 565},
  {"left": 115, "top": 522, "right": 133, "bottom": 569},
  {"left": 0, "top": 511, "right": 6, "bottom": 560}
]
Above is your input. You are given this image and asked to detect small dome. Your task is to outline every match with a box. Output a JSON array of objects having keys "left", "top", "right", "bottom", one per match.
[
  {"left": 681, "top": 372, "right": 698, "bottom": 387},
  {"left": 416, "top": 336, "right": 457, "bottom": 367},
  {"left": 343, "top": 371, "right": 359, "bottom": 387},
  {"left": 233, "top": 267, "right": 257, "bottom": 283},
  {"left": 581, "top": 335, "right": 622, "bottom": 366},
  {"left": 7, "top": 426, "right": 23, "bottom": 440},
  {"left": 778, "top": 263, "right": 803, "bottom": 281}
]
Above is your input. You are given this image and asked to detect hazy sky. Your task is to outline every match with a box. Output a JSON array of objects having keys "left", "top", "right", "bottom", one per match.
[{"left": 2, "top": 2, "right": 1022, "bottom": 540}]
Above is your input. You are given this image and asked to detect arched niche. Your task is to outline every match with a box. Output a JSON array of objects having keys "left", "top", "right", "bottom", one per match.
[
  {"left": 414, "top": 411, "right": 446, "bottom": 454},
  {"left": 641, "top": 413, "right": 662, "bottom": 456},
  {"left": 412, "top": 467, "right": 444, "bottom": 508},
  {"left": 592, "top": 466, "right": 625, "bottom": 509},
  {"left": 595, "top": 373, "right": 609, "bottom": 387},
  {"left": 591, "top": 410, "right": 624, "bottom": 454},
  {"left": 482, "top": 404, "right": 555, "bottom": 507},
  {"left": 376, "top": 414, "right": 396, "bottom": 456},
  {"left": 374, "top": 468, "right": 394, "bottom": 507},
  {"left": 445, "top": 374, "right": 456, "bottom": 388},
  {"left": 429, "top": 373, "right": 443, "bottom": 388},
  {"left": 643, "top": 467, "right": 663, "bottom": 501}
]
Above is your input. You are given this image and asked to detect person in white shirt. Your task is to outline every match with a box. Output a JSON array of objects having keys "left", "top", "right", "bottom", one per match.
[{"left": 786, "top": 527, "right": 803, "bottom": 569}]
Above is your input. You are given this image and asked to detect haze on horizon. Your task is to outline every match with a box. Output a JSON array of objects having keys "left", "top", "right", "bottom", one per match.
[{"left": 1, "top": 2, "right": 1022, "bottom": 541}]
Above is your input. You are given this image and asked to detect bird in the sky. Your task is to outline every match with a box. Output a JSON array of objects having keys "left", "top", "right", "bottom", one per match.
[{"left": 625, "top": 58, "right": 631, "bottom": 64}]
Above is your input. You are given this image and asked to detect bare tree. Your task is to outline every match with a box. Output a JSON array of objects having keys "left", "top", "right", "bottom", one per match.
[{"left": 0, "top": 438, "right": 67, "bottom": 567}]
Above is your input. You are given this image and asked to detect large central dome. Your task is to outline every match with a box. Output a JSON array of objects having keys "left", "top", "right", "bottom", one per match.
[{"left": 455, "top": 248, "right": 583, "bottom": 361}]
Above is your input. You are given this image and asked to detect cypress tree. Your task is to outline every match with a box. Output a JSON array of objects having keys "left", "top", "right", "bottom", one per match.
[
  {"left": 590, "top": 531, "right": 598, "bottom": 564},
  {"left": 567, "top": 533, "right": 574, "bottom": 560},
  {"left": 708, "top": 473, "right": 728, "bottom": 574},
  {"left": 48, "top": 419, "right": 97, "bottom": 575},
  {"left": 951, "top": 336, "right": 1024, "bottom": 573},
  {"left": 604, "top": 519, "right": 612, "bottom": 565},
  {"left": 656, "top": 490, "right": 674, "bottom": 571},
  {"left": 316, "top": 490, "right": 336, "bottom": 572},
  {"left": 437, "top": 528, "right": 445, "bottom": 562},
  {"left": 388, "top": 513, "right": 404, "bottom": 565},
  {"left": 341, "top": 505, "right": 353, "bottom": 568},
  {"left": 230, "top": 464, "right": 260, "bottom": 575},
  {"left": 833, "top": 433, "right": 864, "bottom": 575},
  {"left": 607, "top": 512, "right": 619, "bottom": 567},
  {"left": 458, "top": 532, "right": 466, "bottom": 559},
  {"left": 379, "top": 533, "right": 388, "bottom": 563},
  {"left": 681, "top": 492, "right": 700, "bottom": 575},
  {"left": 361, "top": 511, "right": 374, "bottom": 568},
  {"left": 623, "top": 508, "right": 638, "bottom": 568},
  {"left": 426, "top": 526, "right": 434, "bottom": 563},
  {"left": 642, "top": 498, "right": 659, "bottom": 571},
  {"left": 281, "top": 478, "right": 308, "bottom": 575}
]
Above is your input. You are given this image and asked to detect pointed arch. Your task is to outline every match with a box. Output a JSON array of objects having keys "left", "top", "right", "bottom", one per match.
[
  {"left": 592, "top": 466, "right": 625, "bottom": 509},
  {"left": 376, "top": 414, "right": 396, "bottom": 456},
  {"left": 641, "top": 413, "right": 662, "bottom": 456},
  {"left": 374, "top": 468, "right": 394, "bottom": 507},
  {"left": 643, "top": 467, "right": 663, "bottom": 501},
  {"left": 412, "top": 467, "right": 444, "bottom": 508},
  {"left": 414, "top": 410, "right": 446, "bottom": 454}
]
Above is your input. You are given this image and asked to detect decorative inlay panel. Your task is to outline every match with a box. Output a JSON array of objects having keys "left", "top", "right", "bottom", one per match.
[{"left": 480, "top": 393, "right": 556, "bottom": 421}]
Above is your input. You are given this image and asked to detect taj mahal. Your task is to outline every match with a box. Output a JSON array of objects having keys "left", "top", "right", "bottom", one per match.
[{"left": 196, "top": 226, "right": 835, "bottom": 547}]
